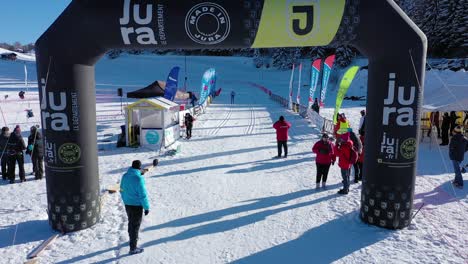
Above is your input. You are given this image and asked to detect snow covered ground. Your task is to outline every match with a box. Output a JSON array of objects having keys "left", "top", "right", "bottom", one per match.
[
  {"left": 0, "top": 47, "right": 36, "bottom": 62},
  {"left": 0, "top": 55, "right": 467, "bottom": 264}
]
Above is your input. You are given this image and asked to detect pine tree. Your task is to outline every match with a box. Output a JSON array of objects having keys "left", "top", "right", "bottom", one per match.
[
  {"left": 335, "top": 46, "right": 355, "bottom": 68},
  {"left": 253, "top": 49, "right": 263, "bottom": 68},
  {"left": 310, "top": 47, "right": 326, "bottom": 60}
]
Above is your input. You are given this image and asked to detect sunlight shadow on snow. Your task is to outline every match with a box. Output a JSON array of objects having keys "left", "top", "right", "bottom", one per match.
[
  {"left": 0, "top": 219, "right": 52, "bottom": 248},
  {"left": 414, "top": 180, "right": 468, "bottom": 209},
  {"left": 233, "top": 211, "right": 390, "bottom": 264},
  {"left": 141, "top": 193, "right": 339, "bottom": 248}
]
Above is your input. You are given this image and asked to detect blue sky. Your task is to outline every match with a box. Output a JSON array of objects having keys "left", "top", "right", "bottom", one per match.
[{"left": 0, "top": 1, "right": 71, "bottom": 44}]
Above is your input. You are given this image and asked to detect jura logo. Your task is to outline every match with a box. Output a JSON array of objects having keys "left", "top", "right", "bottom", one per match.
[
  {"left": 120, "top": 0, "right": 158, "bottom": 45},
  {"left": 40, "top": 79, "right": 70, "bottom": 131},
  {"left": 382, "top": 73, "right": 416, "bottom": 126},
  {"left": 185, "top": 2, "right": 231, "bottom": 45},
  {"left": 292, "top": 5, "right": 314, "bottom": 35}
]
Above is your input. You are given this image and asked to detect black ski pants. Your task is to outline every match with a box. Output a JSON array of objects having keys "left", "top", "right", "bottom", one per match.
[
  {"left": 32, "top": 154, "right": 44, "bottom": 180},
  {"left": 125, "top": 205, "right": 143, "bottom": 250},
  {"left": 355, "top": 162, "right": 363, "bottom": 181},
  {"left": 8, "top": 153, "right": 25, "bottom": 182},
  {"left": 316, "top": 163, "right": 331, "bottom": 183},
  {"left": 1, "top": 155, "right": 7, "bottom": 180},
  {"left": 277, "top": 140, "right": 288, "bottom": 157},
  {"left": 186, "top": 126, "right": 192, "bottom": 138},
  {"left": 441, "top": 128, "right": 449, "bottom": 145}
]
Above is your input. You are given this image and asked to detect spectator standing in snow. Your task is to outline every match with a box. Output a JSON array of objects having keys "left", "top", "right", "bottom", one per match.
[
  {"left": 334, "top": 133, "right": 355, "bottom": 194},
  {"left": 449, "top": 126, "right": 467, "bottom": 188},
  {"left": 358, "top": 110, "right": 366, "bottom": 135},
  {"left": 6, "top": 125, "right": 26, "bottom": 183},
  {"left": 230, "top": 90, "right": 236, "bottom": 104},
  {"left": 311, "top": 98, "right": 320, "bottom": 114},
  {"left": 120, "top": 160, "right": 150, "bottom": 255},
  {"left": 273, "top": 116, "right": 291, "bottom": 158},
  {"left": 312, "top": 133, "right": 335, "bottom": 189},
  {"left": 348, "top": 128, "right": 362, "bottom": 183},
  {"left": 184, "top": 113, "right": 194, "bottom": 139},
  {"left": 441, "top": 112, "right": 450, "bottom": 146},
  {"left": 428, "top": 111, "right": 440, "bottom": 138},
  {"left": 0, "top": 127, "right": 10, "bottom": 180},
  {"left": 26, "top": 126, "right": 44, "bottom": 180}
]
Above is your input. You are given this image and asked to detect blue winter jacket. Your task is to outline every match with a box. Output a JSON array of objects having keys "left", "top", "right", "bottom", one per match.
[{"left": 120, "top": 168, "right": 150, "bottom": 210}]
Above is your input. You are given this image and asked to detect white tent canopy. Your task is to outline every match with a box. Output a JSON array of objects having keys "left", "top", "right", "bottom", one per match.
[{"left": 421, "top": 70, "right": 468, "bottom": 112}]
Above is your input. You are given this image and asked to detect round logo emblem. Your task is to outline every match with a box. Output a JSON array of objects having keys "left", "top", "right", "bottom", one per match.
[
  {"left": 58, "top": 143, "right": 81, "bottom": 164},
  {"left": 400, "top": 138, "right": 416, "bottom": 159},
  {"left": 145, "top": 130, "right": 160, "bottom": 145},
  {"left": 185, "top": 2, "right": 231, "bottom": 45}
]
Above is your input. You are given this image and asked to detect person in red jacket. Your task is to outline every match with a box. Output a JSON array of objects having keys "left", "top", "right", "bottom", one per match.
[
  {"left": 334, "top": 133, "right": 354, "bottom": 194},
  {"left": 273, "top": 116, "right": 291, "bottom": 158},
  {"left": 312, "top": 133, "right": 335, "bottom": 189}
]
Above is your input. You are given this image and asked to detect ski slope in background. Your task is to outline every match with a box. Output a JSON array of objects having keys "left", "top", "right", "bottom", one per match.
[{"left": 0, "top": 55, "right": 467, "bottom": 264}]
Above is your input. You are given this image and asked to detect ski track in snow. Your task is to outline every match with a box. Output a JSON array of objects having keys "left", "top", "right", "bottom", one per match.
[{"left": 0, "top": 56, "right": 466, "bottom": 264}]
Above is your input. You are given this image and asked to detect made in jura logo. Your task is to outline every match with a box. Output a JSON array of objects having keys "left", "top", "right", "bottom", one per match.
[
  {"left": 383, "top": 73, "right": 416, "bottom": 127},
  {"left": 185, "top": 2, "right": 231, "bottom": 45},
  {"left": 291, "top": 5, "right": 314, "bottom": 35}
]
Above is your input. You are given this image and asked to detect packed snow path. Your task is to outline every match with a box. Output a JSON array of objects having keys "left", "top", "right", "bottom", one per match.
[{"left": 0, "top": 58, "right": 467, "bottom": 263}]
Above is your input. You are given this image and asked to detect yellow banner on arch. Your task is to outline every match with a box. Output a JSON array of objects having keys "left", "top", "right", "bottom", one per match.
[{"left": 252, "top": 0, "right": 346, "bottom": 48}]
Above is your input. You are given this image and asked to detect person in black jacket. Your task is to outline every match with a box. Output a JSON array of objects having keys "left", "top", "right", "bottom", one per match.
[
  {"left": 7, "top": 125, "right": 26, "bottom": 183},
  {"left": 184, "top": 113, "right": 194, "bottom": 139},
  {"left": 449, "top": 126, "right": 467, "bottom": 188},
  {"left": 26, "top": 126, "right": 44, "bottom": 180},
  {"left": 440, "top": 112, "right": 450, "bottom": 146},
  {"left": 449, "top": 111, "right": 460, "bottom": 134},
  {"left": 0, "top": 127, "right": 10, "bottom": 180}
]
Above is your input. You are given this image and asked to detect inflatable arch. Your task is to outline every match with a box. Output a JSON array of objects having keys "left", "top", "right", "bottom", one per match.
[{"left": 35, "top": 0, "right": 426, "bottom": 231}]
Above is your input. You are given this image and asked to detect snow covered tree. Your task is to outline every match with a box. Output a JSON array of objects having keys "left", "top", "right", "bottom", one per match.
[
  {"left": 272, "top": 48, "right": 301, "bottom": 70},
  {"left": 106, "top": 49, "right": 123, "bottom": 59},
  {"left": 310, "top": 47, "right": 326, "bottom": 60},
  {"left": 335, "top": 45, "right": 355, "bottom": 68},
  {"left": 253, "top": 49, "right": 263, "bottom": 68}
]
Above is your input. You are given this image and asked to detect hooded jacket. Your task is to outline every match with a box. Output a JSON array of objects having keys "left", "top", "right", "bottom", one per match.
[
  {"left": 334, "top": 140, "right": 354, "bottom": 169},
  {"left": 6, "top": 132, "right": 26, "bottom": 156},
  {"left": 120, "top": 168, "right": 150, "bottom": 210},
  {"left": 312, "top": 140, "right": 336, "bottom": 165},
  {"left": 449, "top": 133, "right": 467, "bottom": 162}
]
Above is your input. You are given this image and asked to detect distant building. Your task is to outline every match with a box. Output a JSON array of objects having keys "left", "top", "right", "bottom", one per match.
[{"left": 1, "top": 52, "right": 17, "bottom": 61}]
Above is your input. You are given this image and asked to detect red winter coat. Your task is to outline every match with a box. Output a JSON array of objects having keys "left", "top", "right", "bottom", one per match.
[
  {"left": 312, "top": 140, "right": 336, "bottom": 165},
  {"left": 358, "top": 135, "right": 365, "bottom": 163},
  {"left": 334, "top": 140, "right": 354, "bottom": 169},
  {"left": 273, "top": 121, "right": 291, "bottom": 141}
]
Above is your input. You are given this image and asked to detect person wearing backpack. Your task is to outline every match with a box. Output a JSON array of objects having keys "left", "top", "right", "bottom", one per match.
[
  {"left": 312, "top": 133, "right": 336, "bottom": 189},
  {"left": 334, "top": 133, "right": 357, "bottom": 194}
]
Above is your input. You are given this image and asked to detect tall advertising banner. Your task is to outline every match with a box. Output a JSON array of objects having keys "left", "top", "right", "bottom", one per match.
[
  {"left": 319, "top": 54, "right": 336, "bottom": 107},
  {"left": 163, "top": 66, "right": 180, "bottom": 101},
  {"left": 296, "top": 63, "right": 302, "bottom": 105},
  {"left": 288, "top": 64, "right": 295, "bottom": 110},
  {"left": 308, "top": 59, "right": 322, "bottom": 108},
  {"left": 199, "top": 68, "right": 215, "bottom": 105},
  {"left": 334, "top": 66, "right": 360, "bottom": 123},
  {"left": 35, "top": 0, "right": 426, "bottom": 231}
]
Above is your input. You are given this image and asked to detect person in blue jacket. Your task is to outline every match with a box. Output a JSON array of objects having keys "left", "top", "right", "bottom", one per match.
[{"left": 120, "top": 160, "right": 150, "bottom": 255}]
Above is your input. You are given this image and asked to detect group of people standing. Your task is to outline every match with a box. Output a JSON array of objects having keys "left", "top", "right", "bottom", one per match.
[
  {"left": 0, "top": 125, "right": 43, "bottom": 184},
  {"left": 272, "top": 112, "right": 366, "bottom": 195},
  {"left": 429, "top": 111, "right": 464, "bottom": 146}
]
